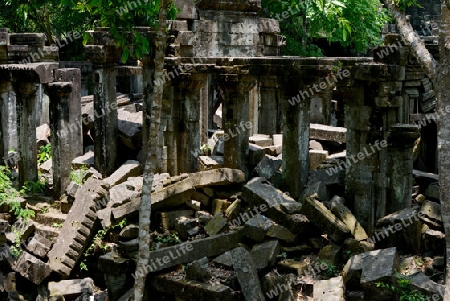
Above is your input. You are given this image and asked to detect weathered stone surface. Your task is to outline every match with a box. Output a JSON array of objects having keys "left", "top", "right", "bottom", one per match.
[
  {"left": 224, "top": 199, "right": 241, "bottom": 221},
  {"left": 254, "top": 155, "right": 282, "bottom": 180},
  {"left": 186, "top": 200, "right": 201, "bottom": 211},
  {"left": 422, "top": 226, "right": 445, "bottom": 254},
  {"left": 408, "top": 272, "right": 444, "bottom": 301},
  {"left": 267, "top": 223, "right": 295, "bottom": 243},
  {"left": 0, "top": 245, "right": 14, "bottom": 271},
  {"left": 331, "top": 199, "right": 368, "bottom": 241},
  {"left": 277, "top": 259, "right": 310, "bottom": 275},
  {"left": 36, "top": 123, "right": 50, "bottom": 147},
  {"left": 150, "top": 273, "right": 234, "bottom": 301},
  {"left": 25, "top": 234, "right": 52, "bottom": 259},
  {"left": 185, "top": 257, "right": 211, "bottom": 282},
  {"left": 310, "top": 150, "right": 329, "bottom": 170},
  {"left": 118, "top": 225, "right": 139, "bottom": 241},
  {"left": 104, "top": 160, "right": 142, "bottom": 186},
  {"left": 14, "top": 251, "right": 51, "bottom": 285},
  {"left": 249, "top": 134, "right": 272, "bottom": 147},
  {"left": 419, "top": 200, "right": 442, "bottom": 228},
  {"left": 98, "top": 250, "right": 134, "bottom": 301},
  {"left": 174, "top": 216, "right": 198, "bottom": 240},
  {"left": 314, "top": 276, "right": 345, "bottom": 301},
  {"left": 243, "top": 214, "right": 273, "bottom": 241},
  {"left": 250, "top": 240, "right": 280, "bottom": 269},
  {"left": 310, "top": 123, "right": 347, "bottom": 144},
  {"left": 242, "top": 177, "right": 300, "bottom": 228},
  {"left": 261, "top": 272, "right": 295, "bottom": 301},
  {"left": 144, "top": 230, "right": 243, "bottom": 273},
  {"left": 212, "top": 199, "right": 231, "bottom": 216},
  {"left": 71, "top": 151, "right": 94, "bottom": 168},
  {"left": 319, "top": 244, "right": 342, "bottom": 266},
  {"left": 159, "top": 210, "right": 194, "bottom": 231},
  {"left": 308, "top": 168, "right": 345, "bottom": 187},
  {"left": 373, "top": 208, "right": 422, "bottom": 254},
  {"left": 302, "top": 181, "right": 329, "bottom": 203},
  {"left": 425, "top": 183, "right": 439, "bottom": 200},
  {"left": 204, "top": 213, "right": 228, "bottom": 236},
  {"left": 230, "top": 247, "right": 265, "bottom": 300},
  {"left": 301, "top": 195, "right": 350, "bottom": 243},
  {"left": 264, "top": 144, "right": 282, "bottom": 156},
  {"left": 213, "top": 251, "right": 233, "bottom": 268},
  {"left": 343, "top": 247, "right": 399, "bottom": 294},
  {"left": 48, "top": 178, "right": 108, "bottom": 277},
  {"left": 48, "top": 278, "right": 94, "bottom": 299},
  {"left": 198, "top": 156, "right": 225, "bottom": 170},
  {"left": 65, "top": 181, "right": 81, "bottom": 199},
  {"left": 118, "top": 110, "right": 142, "bottom": 151},
  {"left": 248, "top": 143, "right": 265, "bottom": 166}
]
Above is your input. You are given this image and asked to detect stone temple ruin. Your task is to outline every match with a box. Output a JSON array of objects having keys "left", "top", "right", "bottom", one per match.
[{"left": 0, "top": 0, "right": 445, "bottom": 300}]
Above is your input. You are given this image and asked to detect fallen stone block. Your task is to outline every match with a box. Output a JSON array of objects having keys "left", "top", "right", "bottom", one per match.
[
  {"left": 143, "top": 229, "right": 243, "bottom": 273},
  {"left": 212, "top": 199, "right": 231, "bottom": 216},
  {"left": 261, "top": 272, "right": 295, "bottom": 301},
  {"left": 186, "top": 200, "right": 201, "bottom": 211},
  {"left": 310, "top": 150, "right": 329, "bottom": 170},
  {"left": 150, "top": 273, "right": 234, "bottom": 301},
  {"left": 224, "top": 199, "right": 241, "bottom": 222},
  {"left": 118, "top": 110, "right": 142, "bottom": 151},
  {"left": 174, "top": 216, "right": 198, "bottom": 241},
  {"left": 204, "top": 213, "right": 227, "bottom": 236},
  {"left": 242, "top": 177, "right": 300, "bottom": 229},
  {"left": 310, "top": 123, "right": 346, "bottom": 144},
  {"left": 302, "top": 181, "right": 329, "bottom": 203},
  {"left": 250, "top": 240, "right": 280, "bottom": 269},
  {"left": 65, "top": 181, "right": 81, "bottom": 199},
  {"left": 263, "top": 144, "right": 282, "bottom": 156},
  {"left": 48, "top": 278, "right": 94, "bottom": 299},
  {"left": 422, "top": 226, "right": 445, "bottom": 254},
  {"left": 98, "top": 250, "right": 134, "bottom": 301},
  {"left": 277, "top": 259, "right": 310, "bottom": 275},
  {"left": 330, "top": 199, "right": 368, "bottom": 241},
  {"left": 319, "top": 244, "right": 342, "bottom": 266},
  {"left": 185, "top": 257, "right": 211, "bottom": 283},
  {"left": 14, "top": 251, "right": 51, "bottom": 285},
  {"left": 36, "top": 123, "right": 50, "bottom": 147},
  {"left": 248, "top": 143, "right": 266, "bottom": 166},
  {"left": 373, "top": 207, "right": 422, "bottom": 254},
  {"left": 425, "top": 183, "right": 439, "bottom": 200},
  {"left": 419, "top": 200, "right": 442, "bottom": 228},
  {"left": 307, "top": 168, "right": 346, "bottom": 187},
  {"left": 230, "top": 247, "right": 265, "bottom": 300},
  {"left": 267, "top": 223, "right": 295, "bottom": 243},
  {"left": 249, "top": 134, "right": 272, "bottom": 147},
  {"left": 343, "top": 247, "right": 399, "bottom": 292},
  {"left": 300, "top": 195, "right": 350, "bottom": 243},
  {"left": 25, "top": 234, "right": 52, "bottom": 259},
  {"left": 47, "top": 178, "right": 108, "bottom": 277},
  {"left": 314, "top": 276, "right": 345, "bottom": 301},
  {"left": 212, "top": 251, "right": 233, "bottom": 268},
  {"left": 407, "top": 272, "right": 444, "bottom": 301},
  {"left": 104, "top": 160, "right": 142, "bottom": 187},
  {"left": 198, "top": 156, "right": 225, "bottom": 171},
  {"left": 71, "top": 151, "right": 94, "bottom": 168},
  {"left": 0, "top": 245, "right": 14, "bottom": 271},
  {"left": 254, "top": 155, "right": 282, "bottom": 181},
  {"left": 118, "top": 225, "right": 139, "bottom": 241},
  {"left": 243, "top": 214, "right": 274, "bottom": 242}
]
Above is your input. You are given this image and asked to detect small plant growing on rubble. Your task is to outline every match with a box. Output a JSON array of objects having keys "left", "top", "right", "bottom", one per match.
[
  {"left": 154, "top": 232, "right": 181, "bottom": 245},
  {"left": 376, "top": 273, "right": 427, "bottom": 301},
  {"left": 69, "top": 166, "right": 89, "bottom": 185},
  {"left": 10, "top": 228, "right": 24, "bottom": 258},
  {"left": 320, "top": 261, "right": 339, "bottom": 278},
  {"left": 37, "top": 144, "right": 52, "bottom": 165}
]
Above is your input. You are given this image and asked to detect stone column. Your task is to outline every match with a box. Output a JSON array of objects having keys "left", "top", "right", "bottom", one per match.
[
  {"left": 85, "top": 46, "right": 121, "bottom": 177},
  {"left": 181, "top": 74, "right": 207, "bottom": 173},
  {"left": 279, "top": 77, "right": 310, "bottom": 199},
  {"left": 55, "top": 68, "right": 83, "bottom": 159},
  {"left": 0, "top": 81, "right": 10, "bottom": 165},
  {"left": 12, "top": 82, "right": 40, "bottom": 186},
  {"left": 386, "top": 124, "right": 420, "bottom": 214},
  {"left": 220, "top": 74, "right": 256, "bottom": 178},
  {"left": 259, "top": 76, "right": 278, "bottom": 135},
  {"left": 44, "top": 82, "right": 73, "bottom": 198}
]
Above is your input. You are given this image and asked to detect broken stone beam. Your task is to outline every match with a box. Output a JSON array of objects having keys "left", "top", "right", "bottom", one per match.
[
  {"left": 55, "top": 68, "right": 83, "bottom": 161},
  {"left": 144, "top": 229, "right": 243, "bottom": 273},
  {"left": 310, "top": 123, "right": 347, "bottom": 144},
  {"left": 111, "top": 168, "right": 245, "bottom": 220},
  {"left": 47, "top": 178, "right": 109, "bottom": 278},
  {"left": 44, "top": 82, "right": 73, "bottom": 198},
  {"left": 181, "top": 74, "right": 207, "bottom": 173},
  {"left": 220, "top": 74, "right": 256, "bottom": 178},
  {"left": 230, "top": 247, "right": 265, "bottom": 300},
  {"left": 14, "top": 251, "right": 51, "bottom": 285},
  {"left": 85, "top": 45, "right": 121, "bottom": 176},
  {"left": 280, "top": 78, "right": 310, "bottom": 198}
]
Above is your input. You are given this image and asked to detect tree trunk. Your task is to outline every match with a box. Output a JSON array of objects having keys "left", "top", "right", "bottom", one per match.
[
  {"left": 437, "top": 3, "right": 450, "bottom": 300},
  {"left": 382, "top": 0, "right": 438, "bottom": 80},
  {"left": 133, "top": 0, "right": 169, "bottom": 300}
]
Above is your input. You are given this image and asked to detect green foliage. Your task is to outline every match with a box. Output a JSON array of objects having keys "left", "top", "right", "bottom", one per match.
[
  {"left": 200, "top": 144, "right": 211, "bottom": 156},
  {"left": 320, "top": 261, "right": 339, "bottom": 278},
  {"left": 376, "top": 273, "right": 427, "bottom": 301},
  {"left": 79, "top": 218, "right": 127, "bottom": 271},
  {"left": 0, "top": 166, "right": 35, "bottom": 221},
  {"left": 37, "top": 144, "right": 52, "bottom": 165},
  {"left": 52, "top": 222, "right": 63, "bottom": 228},
  {"left": 394, "top": 0, "right": 423, "bottom": 10},
  {"left": 69, "top": 166, "right": 89, "bottom": 185},
  {"left": 20, "top": 178, "right": 48, "bottom": 195},
  {"left": 10, "top": 228, "right": 24, "bottom": 258},
  {"left": 154, "top": 232, "right": 181, "bottom": 245}
]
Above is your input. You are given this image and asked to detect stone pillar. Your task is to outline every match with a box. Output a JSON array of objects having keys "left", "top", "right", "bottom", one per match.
[
  {"left": 12, "top": 82, "right": 40, "bottom": 186},
  {"left": 386, "top": 124, "right": 420, "bottom": 214},
  {"left": 220, "top": 74, "right": 256, "bottom": 178},
  {"left": 0, "top": 81, "right": 10, "bottom": 165},
  {"left": 280, "top": 78, "right": 310, "bottom": 199},
  {"left": 44, "top": 82, "right": 73, "bottom": 198},
  {"left": 181, "top": 74, "right": 207, "bottom": 173},
  {"left": 259, "top": 76, "right": 278, "bottom": 135},
  {"left": 55, "top": 68, "right": 83, "bottom": 159},
  {"left": 85, "top": 46, "right": 121, "bottom": 177}
]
